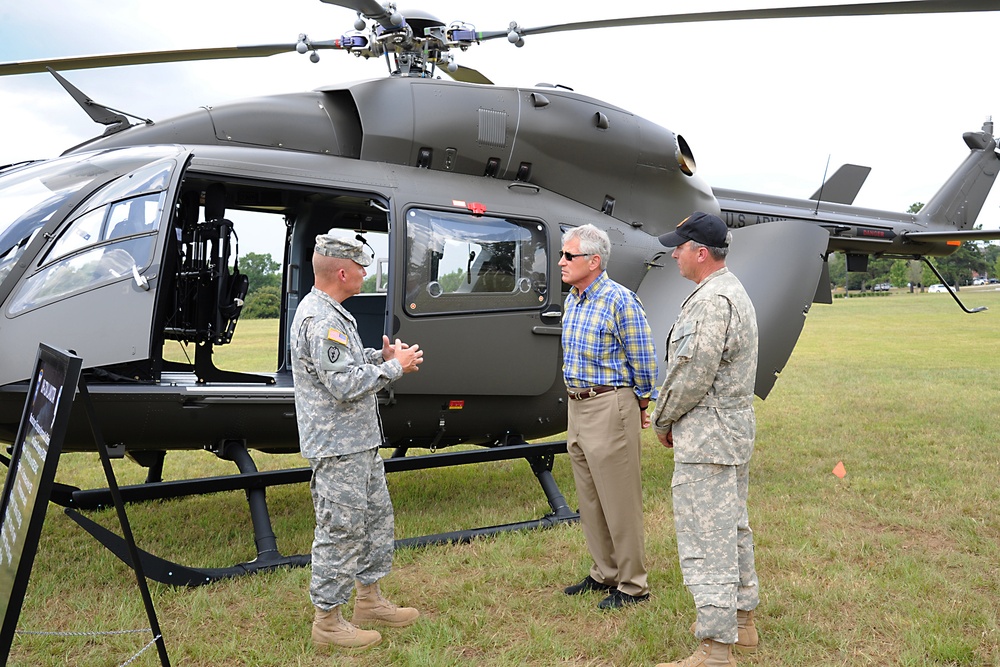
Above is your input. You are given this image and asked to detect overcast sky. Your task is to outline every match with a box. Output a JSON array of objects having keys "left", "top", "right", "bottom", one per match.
[{"left": 3, "top": 0, "right": 999, "bottom": 253}]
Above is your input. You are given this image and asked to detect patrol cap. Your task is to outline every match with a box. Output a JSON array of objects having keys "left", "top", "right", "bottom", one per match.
[
  {"left": 314, "top": 230, "right": 373, "bottom": 267},
  {"left": 658, "top": 211, "right": 729, "bottom": 248}
]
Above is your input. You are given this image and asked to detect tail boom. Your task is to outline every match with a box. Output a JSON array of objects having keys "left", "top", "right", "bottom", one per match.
[{"left": 713, "top": 123, "right": 1000, "bottom": 258}]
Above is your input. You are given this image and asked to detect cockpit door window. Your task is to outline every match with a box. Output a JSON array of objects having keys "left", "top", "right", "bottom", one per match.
[{"left": 404, "top": 208, "right": 547, "bottom": 315}]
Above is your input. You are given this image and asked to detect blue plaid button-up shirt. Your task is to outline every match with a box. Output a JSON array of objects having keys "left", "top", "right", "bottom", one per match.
[{"left": 562, "top": 271, "right": 657, "bottom": 401}]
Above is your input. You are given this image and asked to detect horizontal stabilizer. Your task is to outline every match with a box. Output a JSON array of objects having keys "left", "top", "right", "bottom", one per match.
[{"left": 902, "top": 227, "right": 1000, "bottom": 243}]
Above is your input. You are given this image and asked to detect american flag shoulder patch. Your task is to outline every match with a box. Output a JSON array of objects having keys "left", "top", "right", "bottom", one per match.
[{"left": 327, "top": 329, "right": 348, "bottom": 345}]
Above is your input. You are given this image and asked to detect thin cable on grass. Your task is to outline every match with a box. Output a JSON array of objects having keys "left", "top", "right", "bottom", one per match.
[{"left": 14, "top": 628, "right": 160, "bottom": 667}]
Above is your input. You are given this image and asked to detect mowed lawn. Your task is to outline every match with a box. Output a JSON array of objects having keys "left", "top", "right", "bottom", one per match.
[{"left": 6, "top": 289, "right": 1000, "bottom": 666}]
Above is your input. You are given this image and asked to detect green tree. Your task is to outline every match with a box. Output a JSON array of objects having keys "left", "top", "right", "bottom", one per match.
[
  {"left": 935, "top": 242, "right": 988, "bottom": 286},
  {"left": 239, "top": 252, "right": 281, "bottom": 292},
  {"left": 828, "top": 252, "right": 845, "bottom": 289},
  {"left": 921, "top": 264, "right": 938, "bottom": 288},
  {"left": 827, "top": 253, "right": 867, "bottom": 291},
  {"left": 862, "top": 256, "right": 894, "bottom": 289},
  {"left": 888, "top": 259, "right": 909, "bottom": 287},
  {"left": 439, "top": 268, "right": 467, "bottom": 293},
  {"left": 907, "top": 259, "right": 924, "bottom": 288},
  {"left": 977, "top": 241, "right": 1000, "bottom": 280},
  {"left": 242, "top": 285, "right": 281, "bottom": 319}
]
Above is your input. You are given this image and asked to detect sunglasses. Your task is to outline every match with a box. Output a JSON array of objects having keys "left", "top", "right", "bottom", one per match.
[{"left": 560, "top": 251, "right": 593, "bottom": 261}]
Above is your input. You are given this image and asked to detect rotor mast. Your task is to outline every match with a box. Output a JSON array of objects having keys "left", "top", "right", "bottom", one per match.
[{"left": 344, "top": 2, "right": 482, "bottom": 79}]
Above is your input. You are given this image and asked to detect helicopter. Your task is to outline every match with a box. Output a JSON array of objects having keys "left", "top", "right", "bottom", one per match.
[{"left": 1, "top": 0, "right": 999, "bottom": 584}]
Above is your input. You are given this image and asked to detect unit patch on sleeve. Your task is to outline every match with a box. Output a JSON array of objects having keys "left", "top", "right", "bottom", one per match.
[{"left": 320, "top": 329, "right": 351, "bottom": 372}]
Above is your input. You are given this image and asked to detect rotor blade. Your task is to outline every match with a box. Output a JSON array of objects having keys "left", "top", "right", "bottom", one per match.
[
  {"left": 445, "top": 65, "right": 493, "bottom": 85},
  {"left": 478, "top": 0, "right": 999, "bottom": 41},
  {"left": 0, "top": 42, "right": 343, "bottom": 77},
  {"left": 318, "top": 0, "right": 399, "bottom": 31}
]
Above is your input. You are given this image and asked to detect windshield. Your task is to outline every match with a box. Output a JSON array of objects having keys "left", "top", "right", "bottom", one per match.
[{"left": 0, "top": 146, "right": 183, "bottom": 288}]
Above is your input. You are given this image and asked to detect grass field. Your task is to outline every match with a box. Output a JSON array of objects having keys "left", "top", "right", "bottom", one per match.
[{"left": 6, "top": 289, "right": 1000, "bottom": 665}]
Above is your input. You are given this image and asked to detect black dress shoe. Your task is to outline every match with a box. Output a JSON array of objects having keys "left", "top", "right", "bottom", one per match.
[
  {"left": 564, "top": 576, "right": 615, "bottom": 596},
  {"left": 597, "top": 589, "right": 650, "bottom": 609}
]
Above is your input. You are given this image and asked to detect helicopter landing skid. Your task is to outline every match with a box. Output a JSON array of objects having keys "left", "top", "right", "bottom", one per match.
[
  {"left": 64, "top": 508, "right": 311, "bottom": 586},
  {"left": 60, "top": 441, "right": 578, "bottom": 586},
  {"left": 391, "top": 442, "right": 580, "bottom": 549}
]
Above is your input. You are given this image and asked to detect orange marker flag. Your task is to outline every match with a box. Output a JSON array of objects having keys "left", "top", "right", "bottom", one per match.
[{"left": 832, "top": 461, "right": 846, "bottom": 479}]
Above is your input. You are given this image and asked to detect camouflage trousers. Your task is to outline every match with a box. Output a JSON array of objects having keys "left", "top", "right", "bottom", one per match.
[
  {"left": 672, "top": 460, "right": 759, "bottom": 644},
  {"left": 309, "top": 449, "right": 394, "bottom": 610}
]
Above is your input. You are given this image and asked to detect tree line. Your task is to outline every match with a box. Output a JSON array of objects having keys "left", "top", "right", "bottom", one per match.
[
  {"left": 236, "top": 253, "right": 468, "bottom": 319},
  {"left": 239, "top": 252, "right": 282, "bottom": 319}
]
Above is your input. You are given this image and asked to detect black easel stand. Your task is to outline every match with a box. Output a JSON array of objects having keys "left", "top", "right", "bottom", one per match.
[{"left": 74, "top": 379, "right": 170, "bottom": 667}]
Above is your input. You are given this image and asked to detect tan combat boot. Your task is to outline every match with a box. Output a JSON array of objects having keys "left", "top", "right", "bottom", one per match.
[
  {"left": 689, "top": 609, "right": 758, "bottom": 654},
  {"left": 655, "top": 639, "right": 736, "bottom": 667},
  {"left": 735, "top": 609, "right": 758, "bottom": 654},
  {"left": 352, "top": 580, "right": 420, "bottom": 627},
  {"left": 312, "top": 605, "right": 382, "bottom": 650}
]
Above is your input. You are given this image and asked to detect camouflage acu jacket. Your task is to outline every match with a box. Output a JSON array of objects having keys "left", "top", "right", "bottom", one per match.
[
  {"left": 651, "top": 267, "right": 758, "bottom": 465},
  {"left": 290, "top": 287, "right": 403, "bottom": 459}
]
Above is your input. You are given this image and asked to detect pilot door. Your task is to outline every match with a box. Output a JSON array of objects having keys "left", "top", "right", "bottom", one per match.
[
  {"left": 391, "top": 207, "right": 559, "bottom": 396},
  {"left": 0, "top": 146, "right": 190, "bottom": 386}
]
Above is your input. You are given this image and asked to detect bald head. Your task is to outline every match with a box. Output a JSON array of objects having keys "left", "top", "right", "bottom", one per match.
[{"left": 313, "top": 251, "right": 342, "bottom": 279}]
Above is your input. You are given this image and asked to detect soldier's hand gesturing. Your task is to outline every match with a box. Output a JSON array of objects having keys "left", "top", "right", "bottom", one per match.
[{"left": 383, "top": 335, "right": 423, "bottom": 373}]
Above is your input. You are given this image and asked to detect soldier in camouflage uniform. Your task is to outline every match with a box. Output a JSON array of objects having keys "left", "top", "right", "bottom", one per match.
[
  {"left": 651, "top": 212, "right": 760, "bottom": 667},
  {"left": 291, "top": 231, "right": 424, "bottom": 651}
]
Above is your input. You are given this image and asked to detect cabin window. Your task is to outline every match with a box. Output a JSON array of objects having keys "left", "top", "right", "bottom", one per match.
[{"left": 404, "top": 208, "right": 547, "bottom": 315}]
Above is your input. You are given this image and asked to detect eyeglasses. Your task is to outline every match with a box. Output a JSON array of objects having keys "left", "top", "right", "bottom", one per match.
[{"left": 560, "top": 251, "right": 593, "bottom": 261}]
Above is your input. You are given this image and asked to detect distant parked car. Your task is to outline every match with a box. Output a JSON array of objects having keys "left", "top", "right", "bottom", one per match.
[
  {"left": 990, "top": 278, "right": 999, "bottom": 284},
  {"left": 873, "top": 282, "right": 892, "bottom": 291},
  {"left": 973, "top": 278, "right": 987, "bottom": 286},
  {"left": 928, "top": 284, "right": 948, "bottom": 293}
]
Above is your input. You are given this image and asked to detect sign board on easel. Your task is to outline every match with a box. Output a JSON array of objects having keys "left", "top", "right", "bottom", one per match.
[{"left": 0, "top": 344, "right": 82, "bottom": 658}]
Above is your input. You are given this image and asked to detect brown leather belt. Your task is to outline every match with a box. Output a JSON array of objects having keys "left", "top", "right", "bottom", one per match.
[{"left": 567, "top": 385, "right": 616, "bottom": 401}]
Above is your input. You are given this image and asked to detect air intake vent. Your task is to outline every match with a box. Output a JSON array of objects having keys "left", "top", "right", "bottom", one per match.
[{"left": 478, "top": 109, "right": 508, "bottom": 147}]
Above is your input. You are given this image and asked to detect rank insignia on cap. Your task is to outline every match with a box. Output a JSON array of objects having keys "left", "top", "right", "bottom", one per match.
[{"left": 327, "top": 329, "right": 348, "bottom": 345}]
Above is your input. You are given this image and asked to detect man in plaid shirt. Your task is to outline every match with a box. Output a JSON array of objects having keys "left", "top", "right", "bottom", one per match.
[{"left": 559, "top": 223, "right": 657, "bottom": 610}]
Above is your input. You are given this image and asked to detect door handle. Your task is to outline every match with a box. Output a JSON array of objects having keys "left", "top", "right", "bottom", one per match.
[{"left": 132, "top": 265, "right": 149, "bottom": 291}]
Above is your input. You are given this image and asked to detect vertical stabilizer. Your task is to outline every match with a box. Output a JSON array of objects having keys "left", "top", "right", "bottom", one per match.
[{"left": 918, "top": 122, "right": 1000, "bottom": 229}]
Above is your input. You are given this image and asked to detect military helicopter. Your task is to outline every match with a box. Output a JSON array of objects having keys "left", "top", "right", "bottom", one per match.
[{"left": 1, "top": 0, "right": 999, "bottom": 584}]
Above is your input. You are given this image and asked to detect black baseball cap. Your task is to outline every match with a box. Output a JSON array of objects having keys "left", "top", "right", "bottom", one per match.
[{"left": 658, "top": 211, "right": 729, "bottom": 248}]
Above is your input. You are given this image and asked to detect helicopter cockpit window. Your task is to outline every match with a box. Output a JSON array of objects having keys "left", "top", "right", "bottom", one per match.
[
  {"left": 405, "top": 208, "right": 547, "bottom": 315},
  {"left": 6, "top": 155, "right": 178, "bottom": 316},
  {"left": 0, "top": 229, "right": 40, "bottom": 290},
  {"left": 0, "top": 146, "right": 180, "bottom": 294},
  {"left": 45, "top": 192, "right": 163, "bottom": 265}
]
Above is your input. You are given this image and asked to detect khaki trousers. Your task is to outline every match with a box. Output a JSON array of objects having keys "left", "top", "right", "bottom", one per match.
[{"left": 566, "top": 388, "right": 648, "bottom": 596}]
